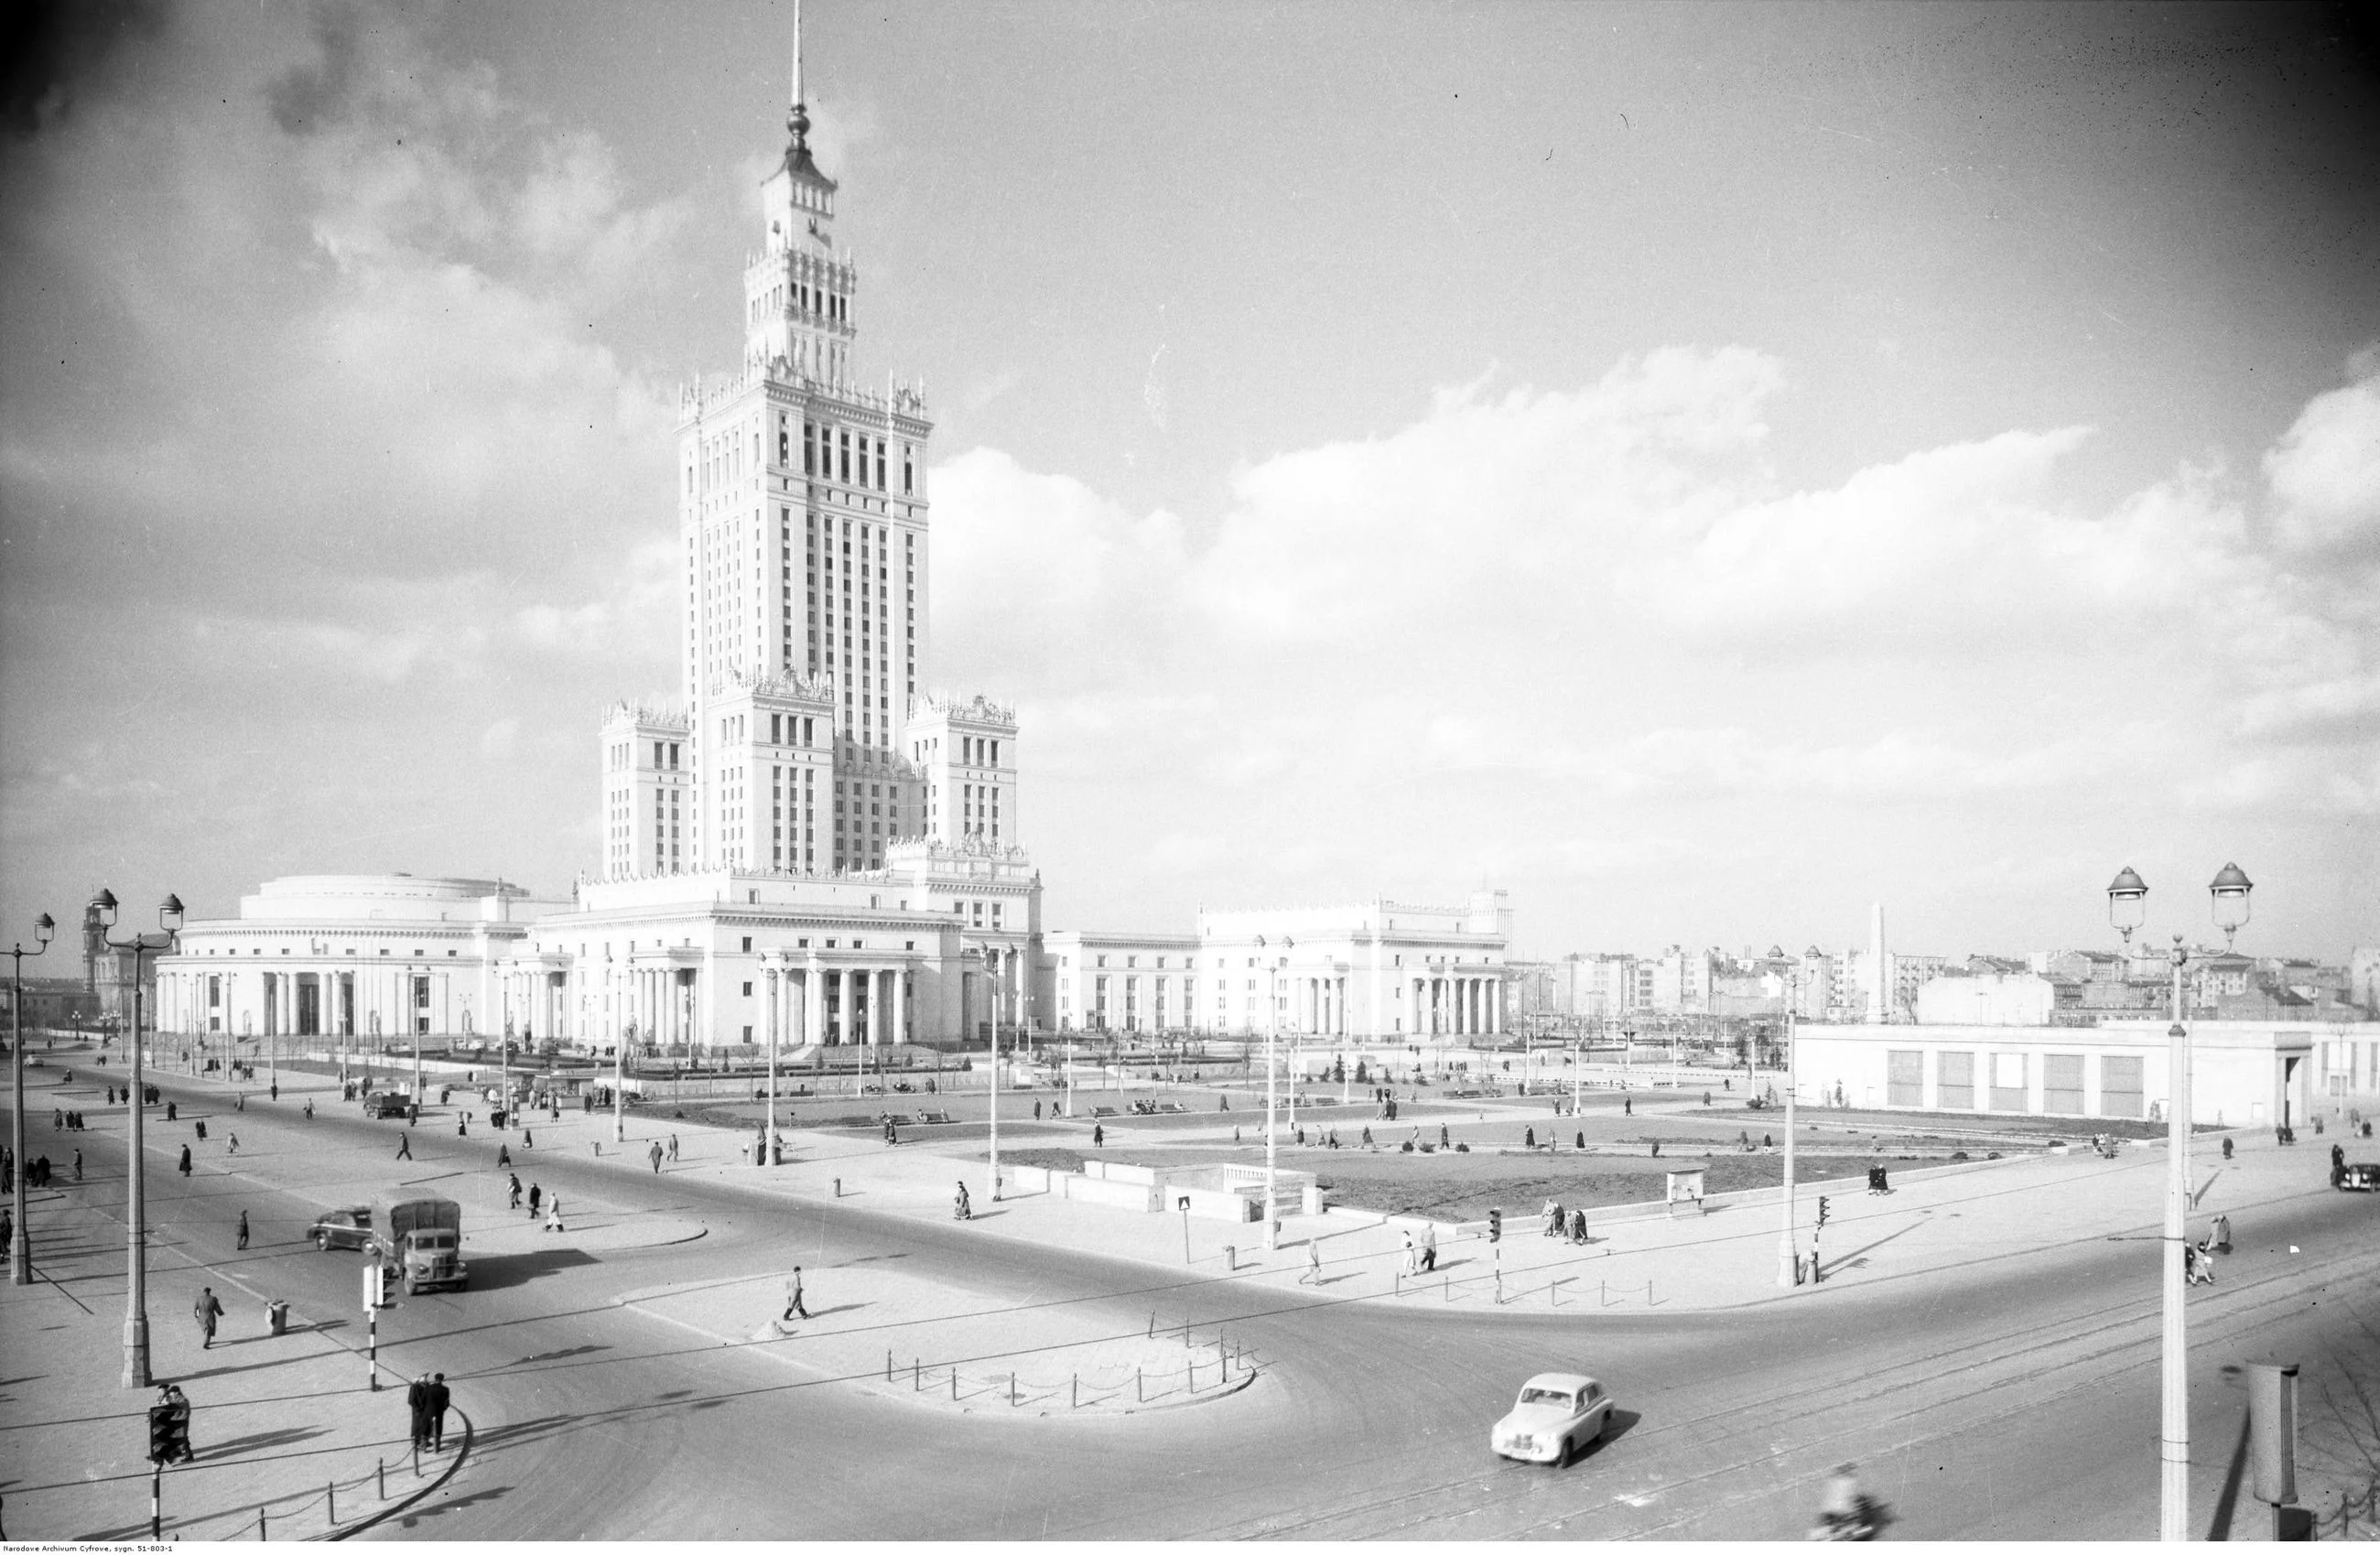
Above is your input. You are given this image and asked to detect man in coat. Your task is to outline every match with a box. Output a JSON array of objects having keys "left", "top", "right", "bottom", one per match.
[
  {"left": 193, "top": 1287, "right": 224, "bottom": 1349},
  {"left": 406, "top": 1374, "right": 430, "bottom": 1450},
  {"left": 425, "top": 1374, "right": 451, "bottom": 1451}
]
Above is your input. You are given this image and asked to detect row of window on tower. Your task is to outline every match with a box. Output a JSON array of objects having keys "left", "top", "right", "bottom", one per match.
[{"left": 782, "top": 416, "right": 913, "bottom": 497}]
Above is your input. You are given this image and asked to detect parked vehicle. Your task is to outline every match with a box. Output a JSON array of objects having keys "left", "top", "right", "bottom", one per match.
[
  {"left": 2338, "top": 1162, "right": 2380, "bottom": 1192},
  {"left": 1491, "top": 1372, "right": 1613, "bottom": 1465},
  {"left": 373, "top": 1196, "right": 468, "bottom": 1294},
  {"left": 363, "top": 1091, "right": 410, "bottom": 1119},
  {"left": 308, "top": 1206, "right": 373, "bottom": 1252}
]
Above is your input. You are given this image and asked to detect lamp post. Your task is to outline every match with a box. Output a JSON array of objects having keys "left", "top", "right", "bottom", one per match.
[
  {"left": 763, "top": 966, "right": 779, "bottom": 1167},
  {"left": 1775, "top": 969, "right": 1800, "bottom": 1289},
  {"left": 615, "top": 1020, "right": 630, "bottom": 1144},
  {"left": 10, "top": 912, "right": 57, "bottom": 1285},
  {"left": 2108, "top": 861, "right": 2253, "bottom": 1542},
  {"left": 94, "top": 888, "right": 182, "bottom": 1388}
]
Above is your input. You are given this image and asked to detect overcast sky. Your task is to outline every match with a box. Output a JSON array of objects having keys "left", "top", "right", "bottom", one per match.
[{"left": 3, "top": 1, "right": 2375, "bottom": 963}]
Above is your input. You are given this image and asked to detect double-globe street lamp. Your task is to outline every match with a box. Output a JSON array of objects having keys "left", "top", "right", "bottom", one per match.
[
  {"left": 9, "top": 912, "right": 57, "bottom": 1285},
  {"left": 2107, "top": 860, "right": 2252, "bottom": 1543},
  {"left": 94, "top": 887, "right": 183, "bottom": 1388}
]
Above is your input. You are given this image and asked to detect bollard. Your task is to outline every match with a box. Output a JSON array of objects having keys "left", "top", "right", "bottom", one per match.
[
  {"left": 914, "top": 1358, "right": 921, "bottom": 1391},
  {"left": 1137, "top": 1366, "right": 1144, "bottom": 1403},
  {"left": 1600, "top": 1279, "right": 1607, "bottom": 1306},
  {"left": 1148, "top": 1312, "right": 1155, "bottom": 1338},
  {"left": 151, "top": 1464, "right": 161, "bottom": 1539},
  {"left": 1647, "top": 1279, "right": 1654, "bottom": 1307},
  {"left": 885, "top": 1349, "right": 892, "bottom": 1381},
  {"left": 377, "top": 1458, "right": 385, "bottom": 1500},
  {"left": 951, "top": 1368, "right": 958, "bottom": 1401},
  {"left": 414, "top": 1441, "right": 421, "bottom": 1478},
  {"left": 1188, "top": 1360, "right": 1195, "bottom": 1394},
  {"left": 260, "top": 1506, "right": 267, "bottom": 1540},
  {"left": 328, "top": 1480, "right": 336, "bottom": 1526},
  {"left": 1073, "top": 1373, "right": 1078, "bottom": 1409},
  {"left": 833, "top": 1177, "right": 841, "bottom": 1198}
]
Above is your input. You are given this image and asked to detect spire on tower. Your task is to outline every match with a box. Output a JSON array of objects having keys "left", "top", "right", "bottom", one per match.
[{"left": 788, "top": 0, "right": 811, "bottom": 152}]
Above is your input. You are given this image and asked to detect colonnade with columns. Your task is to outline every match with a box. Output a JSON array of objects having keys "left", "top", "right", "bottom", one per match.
[
  {"left": 760, "top": 958, "right": 917, "bottom": 1048},
  {"left": 622, "top": 962, "right": 698, "bottom": 1047},
  {"left": 1411, "top": 972, "right": 1502, "bottom": 1037},
  {"left": 1290, "top": 974, "right": 1349, "bottom": 1035},
  {"left": 154, "top": 965, "right": 453, "bottom": 1042}
]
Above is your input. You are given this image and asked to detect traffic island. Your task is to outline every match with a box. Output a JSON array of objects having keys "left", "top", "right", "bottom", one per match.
[{"left": 615, "top": 1265, "right": 1261, "bottom": 1418}]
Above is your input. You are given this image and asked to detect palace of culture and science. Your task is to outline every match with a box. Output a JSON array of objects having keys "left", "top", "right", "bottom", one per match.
[{"left": 150, "top": 41, "right": 1513, "bottom": 1053}]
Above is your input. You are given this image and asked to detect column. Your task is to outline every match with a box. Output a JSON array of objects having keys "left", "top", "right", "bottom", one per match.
[
  {"left": 892, "top": 967, "right": 906, "bottom": 1046},
  {"left": 866, "top": 969, "right": 882, "bottom": 1046},
  {"left": 1490, "top": 980, "right": 1501, "bottom": 1034},
  {"left": 831, "top": 968, "right": 848, "bottom": 1045},
  {"left": 805, "top": 963, "right": 822, "bottom": 1047}
]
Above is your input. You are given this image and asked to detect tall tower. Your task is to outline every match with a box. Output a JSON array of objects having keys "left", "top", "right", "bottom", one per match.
[{"left": 673, "top": 22, "right": 936, "bottom": 875}]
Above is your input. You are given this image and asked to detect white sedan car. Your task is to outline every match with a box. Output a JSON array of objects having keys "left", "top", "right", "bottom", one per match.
[{"left": 1491, "top": 1372, "right": 1613, "bottom": 1465}]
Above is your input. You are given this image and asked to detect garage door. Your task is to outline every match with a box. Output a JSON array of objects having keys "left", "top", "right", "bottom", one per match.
[
  {"left": 1888, "top": 1050, "right": 1923, "bottom": 1108},
  {"left": 2100, "top": 1055, "right": 2144, "bottom": 1118},
  {"left": 2043, "top": 1053, "right": 2084, "bottom": 1115},
  {"left": 1938, "top": 1051, "right": 1974, "bottom": 1110}
]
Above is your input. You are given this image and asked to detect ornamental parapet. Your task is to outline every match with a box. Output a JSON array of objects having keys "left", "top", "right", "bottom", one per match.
[
  {"left": 601, "top": 700, "right": 689, "bottom": 732},
  {"left": 678, "top": 362, "right": 929, "bottom": 427},
  {"left": 910, "top": 691, "right": 1017, "bottom": 729}
]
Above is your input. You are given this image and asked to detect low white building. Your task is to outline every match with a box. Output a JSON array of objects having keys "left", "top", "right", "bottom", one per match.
[
  {"left": 1042, "top": 891, "right": 1515, "bottom": 1040},
  {"left": 1788, "top": 1018, "right": 2354, "bottom": 1131},
  {"left": 157, "top": 875, "right": 568, "bottom": 1045}
]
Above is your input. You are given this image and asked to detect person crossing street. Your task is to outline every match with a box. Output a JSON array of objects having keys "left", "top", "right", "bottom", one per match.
[
  {"left": 395, "top": 1130, "right": 413, "bottom": 1161},
  {"left": 193, "top": 1287, "right": 224, "bottom": 1350}
]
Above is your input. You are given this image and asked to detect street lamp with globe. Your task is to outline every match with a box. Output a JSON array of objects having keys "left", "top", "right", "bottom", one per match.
[
  {"left": 2107, "top": 861, "right": 2251, "bottom": 1543},
  {"left": 93, "top": 888, "right": 182, "bottom": 1388},
  {"left": 9, "top": 911, "right": 57, "bottom": 1285}
]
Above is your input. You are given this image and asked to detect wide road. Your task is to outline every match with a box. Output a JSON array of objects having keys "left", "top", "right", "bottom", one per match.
[{"left": 13, "top": 1062, "right": 2375, "bottom": 1540}]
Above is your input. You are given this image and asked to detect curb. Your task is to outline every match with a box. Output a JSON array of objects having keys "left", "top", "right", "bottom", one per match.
[{"left": 319, "top": 1408, "right": 472, "bottom": 1541}]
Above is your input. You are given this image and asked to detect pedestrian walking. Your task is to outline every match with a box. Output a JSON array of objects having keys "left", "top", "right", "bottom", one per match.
[
  {"left": 236, "top": 1211, "right": 249, "bottom": 1250},
  {"left": 1092, "top": 1124, "right": 1105, "bottom": 1148},
  {"left": 303, "top": 1098, "right": 314, "bottom": 1119},
  {"left": 52, "top": 1108, "right": 62, "bottom": 1130},
  {"left": 1304, "top": 1239, "right": 1324, "bottom": 1284},
  {"left": 226, "top": 1134, "right": 239, "bottom": 1156},
  {"left": 166, "top": 1101, "right": 177, "bottom": 1121},
  {"left": 1421, "top": 1224, "right": 1438, "bottom": 1272},
  {"left": 406, "top": 1374, "right": 430, "bottom": 1450},
  {"left": 784, "top": 1267, "right": 811, "bottom": 1321},
  {"left": 178, "top": 1144, "right": 192, "bottom": 1177},
  {"left": 426, "top": 1374, "right": 451, "bottom": 1450},
  {"left": 270, "top": 1081, "right": 278, "bottom": 1102},
  {"left": 193, "top": 1287, "right": 224, "bottom": 1349},
  {"left": 1, "top": 1207, "right": 13, "bottom": 1254},
  {"left": 649, "top": 1140, "right": 665, "bottom": 1174},
  {"left": 194, "top": 1119, "right": 207, "bottom": 1141},
  {"left": 1623, "top": 1096, "right": 1632, "bottom": 1116},
  {"left": 668, "top": 1134, "right": 679, "bottom": 1163},
  {"left": 1401, "top": 1230, "right": 1417, "bottom": 1276},
  {"left": 71, "top": 1149, "right": 82, "bottom": 1182},
  {"left": 395, "top": 1131, "right": 412, "bottom": 1161},
  {"left": 507, "top": 1173, "right": 522, "bottom": 1209},
  {"left": 526, "top": 1182, "right": 541, "bottom": 1218},
  {"left": 522, "top": 1127, "right": 534, "bottom": 1149},
  {"left": 161, "top": 1383, "right": 195, "bottom": 1462},
  {"left": 457, "top": 1117, "right": 468, "bottom": 1138},
  {"left": 545, "top": 1197, "right": 564, "bottom": 1233}
]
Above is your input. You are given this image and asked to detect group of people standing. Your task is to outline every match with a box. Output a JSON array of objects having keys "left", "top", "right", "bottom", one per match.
[{"left": 406, "top": 1373, "right": 453, "bottom": 1452}]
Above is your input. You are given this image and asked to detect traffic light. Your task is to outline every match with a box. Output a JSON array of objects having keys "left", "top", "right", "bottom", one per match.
[
  {"left": 146, "top": 1404, "right": 188, "bottom": 1464},
  {"left": 1488, "top": 1208, "right": 1502, "bottom": 1243},
  {"left": 1816, "top": 1195, "right": 1832, "bottom": 1231}
]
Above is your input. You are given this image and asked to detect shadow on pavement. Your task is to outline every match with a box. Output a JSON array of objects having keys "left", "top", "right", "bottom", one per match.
[
  {"left": 199, "top": 1424, "right": 330, "bottom": 1460},
  {"left": 469, "top": 1247, "right": 600, "bottom": 1290},
  {"left": 395, "top": 1484, "right": 514, "bottom": 1528}
]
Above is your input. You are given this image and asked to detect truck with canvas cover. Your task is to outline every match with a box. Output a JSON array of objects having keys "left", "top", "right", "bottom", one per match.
[{"left": 373, "top": 1196, "right": 467, "bottom": 1294}]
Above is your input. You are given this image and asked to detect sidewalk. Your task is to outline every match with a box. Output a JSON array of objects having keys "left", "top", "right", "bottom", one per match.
[
  {"left": 1, "top": 1057, "right": 469, "bottom": 1543},
  {"left": 511, "top": 1065, "right": 2342, "bottom": 1322}
]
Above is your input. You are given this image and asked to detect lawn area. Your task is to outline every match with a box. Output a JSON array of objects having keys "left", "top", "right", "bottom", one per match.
[{"left": 999, "top": 1143, "right": 1943, "bottom": 1223}]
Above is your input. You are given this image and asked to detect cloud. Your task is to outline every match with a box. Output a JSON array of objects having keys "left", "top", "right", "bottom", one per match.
[{"left": 2264, "top": 358, "right": 2380, "bottom": 558}]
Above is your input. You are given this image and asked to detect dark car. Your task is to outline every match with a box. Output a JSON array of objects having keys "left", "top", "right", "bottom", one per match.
[
  {"left": 363, "top": 1092, "right": 410, "bottom": 1119},
  {"left": 2339, "top": 1162, "right": 2380, "bottom": 1193},
  {"left": 310, "top": 1206, "right": 373, "bottom": 1252}
]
